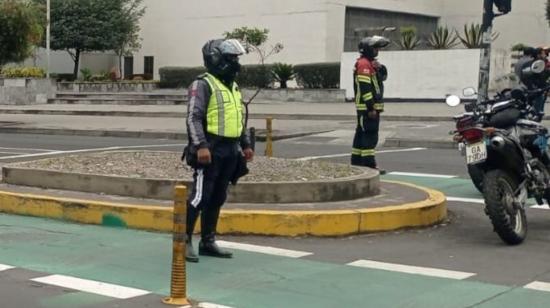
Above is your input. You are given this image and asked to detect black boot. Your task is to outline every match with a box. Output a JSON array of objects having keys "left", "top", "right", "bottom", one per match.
[
  {"left": 199, "top": 207, "right": 233, "bottom": 258},
  {"left": 186, "top": 204, "right": 200, "bottom": 263}
]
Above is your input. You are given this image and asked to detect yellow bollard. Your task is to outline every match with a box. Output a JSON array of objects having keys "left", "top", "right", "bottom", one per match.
[
  {"left": 265, "top": 117, "right": 273, "bottom": 157},
  {"left": 163, "top": 185, "right": 190, "bottom": 306}
]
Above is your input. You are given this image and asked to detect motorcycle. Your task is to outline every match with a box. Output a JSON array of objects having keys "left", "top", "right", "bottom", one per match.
[{"left": 447, "top": 62, "right": 550, "bottom": 245}]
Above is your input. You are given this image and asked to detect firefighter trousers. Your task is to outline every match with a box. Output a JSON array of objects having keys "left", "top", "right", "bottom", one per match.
[{"left": 351, "top": 111, "right": 380, "bottom": 168}]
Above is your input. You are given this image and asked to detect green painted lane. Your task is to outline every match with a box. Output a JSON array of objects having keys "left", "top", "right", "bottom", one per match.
[
  {"left": 383, "top": 174, "right": 482, "bottom": 199},
  {"left": 2, "top": 214, "right": 550, "bottom": 307}
]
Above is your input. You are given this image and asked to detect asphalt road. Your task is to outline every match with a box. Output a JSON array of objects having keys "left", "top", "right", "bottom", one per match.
[{"left": 2, "top": 132, "right": 550, "bottom": 307}]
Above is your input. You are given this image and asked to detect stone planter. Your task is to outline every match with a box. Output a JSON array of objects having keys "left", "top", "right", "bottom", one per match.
[
  {"left": 0, "top": 78, "right": 56, "bottom": 105},
  {"left": 241, "top": 88, "right": 346, "bottom": 103},
  {"left": 57, "top": 82, "right": 159, "bottom": 93}
]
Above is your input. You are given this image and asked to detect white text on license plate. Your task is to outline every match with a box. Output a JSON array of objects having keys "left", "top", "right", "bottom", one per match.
[{"left": 466, "top": 141, "right": 487, "bottom": 164}]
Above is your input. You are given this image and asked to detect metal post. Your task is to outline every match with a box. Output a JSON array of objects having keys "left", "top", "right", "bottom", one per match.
[
  {"left": 265, "top": 117, "right": 273, "bottom": 157},
  {"left": 163, "top": 185, "right": 190, "bottom": 306},
  {"left": 477, "top": 0, "right": 495, "bottom": 104},
  {"left": 46, "top": 0, "right": 50, "bottom": 79},
  {"left": 249, "top": 127, "right": 256, "bottom": 151}
]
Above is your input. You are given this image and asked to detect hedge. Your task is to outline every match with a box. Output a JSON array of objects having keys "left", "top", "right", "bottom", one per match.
[
  {"left": 159, "top": 62, "right": 340, "bottom": 89},
  {"left": 0, "top": 67, "right": 45, "bottom": 78},
  {"left": 294, "top": 63, "right": 340, "bottom": 89}
]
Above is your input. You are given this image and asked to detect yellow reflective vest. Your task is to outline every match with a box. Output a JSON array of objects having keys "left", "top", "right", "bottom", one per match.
[{"left": 202, "top": 73, "right": 244, "bottom": 138}]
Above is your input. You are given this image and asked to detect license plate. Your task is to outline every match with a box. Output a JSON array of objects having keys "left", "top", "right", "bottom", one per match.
[{"left": 466, "top": 141, "right": 487, "bottom": 165}]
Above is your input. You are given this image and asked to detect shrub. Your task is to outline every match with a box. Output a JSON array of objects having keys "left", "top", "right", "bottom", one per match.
[
  {"left": 236, "top": 64, "right": 274, "bottom": 88},
  {"left": 80, "top": 68, "right": 93, "bottom": 81},
  {"left": 0, "top": 66, "right": 45, "bottom": 78},
  {"left": 159, "top": 66, "right": 206, "bottom": 88},
  {"left": 428, "top": 26, "right": 459, "bottom": 49},
  {"left": 294, "top": 63, "right": 340, "bottom": 89},
  {"left": 457, "top": 23, "right": 499, "bottom": 49},
  {"left": 159, "top": 65, "right": 275, "bottom": 89},
  {"left": 272, "top": 63, "right": 294, "bottom": 89},
  {"left": 397, "top": 26, "right": 422, "bottom": 50}
]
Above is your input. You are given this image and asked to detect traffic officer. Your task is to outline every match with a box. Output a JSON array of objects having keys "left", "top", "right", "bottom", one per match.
[
  {"left": 351, "top": 36, "right": 389, "bottom": 171},
  {"left": 184, "top": 39, "right": 254, "bottom": 262}
]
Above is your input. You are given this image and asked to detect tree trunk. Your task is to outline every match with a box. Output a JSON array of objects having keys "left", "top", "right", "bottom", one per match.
[
  {"left": 72, "top": 49, "right": 81, "bottom": 80},
  {"left": 118, "top": 54, "right": 123, "bottom": 79},
  {"left": 280, "top": 80, "right": 287, "bottom": 89}
]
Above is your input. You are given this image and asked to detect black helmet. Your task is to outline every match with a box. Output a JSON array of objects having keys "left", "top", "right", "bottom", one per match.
[
  {"left": 202, "top": 39, "right": 246, "bottom": 80},
  {"left": 358, "top": 36, "right": 390, "bottom": 59}
]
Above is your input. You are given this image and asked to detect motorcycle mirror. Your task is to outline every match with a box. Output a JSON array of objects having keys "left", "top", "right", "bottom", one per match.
[
  {"left": 531, "top": 60, "right": 546, "bottom": 74},
  {"left": 446, "top": 95, "right": 461, "bottom": 107},
  {"left": 463, "top": 87, "right": 477, "bottom": 97}
]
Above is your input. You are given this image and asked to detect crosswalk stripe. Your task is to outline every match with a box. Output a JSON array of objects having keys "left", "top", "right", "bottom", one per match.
[
  {"left": 348, "top": 260, "right": 476, "bottom": 280},
  {"left": 31, "top": 274, "right": 150, "bottom": 299},
  {"left": 216, "top": 241, "right": 313, "bottom": 258},
  {"left": 388, "top": 172, "right": 457, "bottom": 178},
  {"left": 0, "top": 264, "right": 14, "bottom": 271},
  {"left": 524, "top": 281, "right": 550, "bottom": 292}
]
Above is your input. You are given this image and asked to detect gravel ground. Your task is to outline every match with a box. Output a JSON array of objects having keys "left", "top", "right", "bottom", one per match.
[{"left": 11, "top": 151, "right": 364, "bottom": 182}]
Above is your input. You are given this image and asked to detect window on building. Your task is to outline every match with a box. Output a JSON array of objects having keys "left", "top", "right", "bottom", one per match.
[
  {"left": 344, "top": 7, "right": 439, "bottom": 51},
  {"left": 144, "top": 56, "right": 154, "bottom": 79},
  {"left": 124, "top": 56, "right": 134, "bottom": 79}
]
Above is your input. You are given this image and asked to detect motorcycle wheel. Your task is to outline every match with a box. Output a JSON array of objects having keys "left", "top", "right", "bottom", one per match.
[
  {"left": 484, "top": 169, "right": 527, "bottom": 245},
  {"left": 467, "top": 164, "right": 484, "bottom": 193}
]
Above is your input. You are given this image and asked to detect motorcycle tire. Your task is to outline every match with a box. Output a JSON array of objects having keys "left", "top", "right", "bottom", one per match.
[
  {"left": 484, "top": 169, "right": 527, "bottom": 245},
  {"left": 467, "top": 164, "right": 484, "bottom": 193}
]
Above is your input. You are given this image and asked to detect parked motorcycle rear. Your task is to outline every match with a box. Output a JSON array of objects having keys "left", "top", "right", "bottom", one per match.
[{"left": 446, "top": 67, "right": 550, "bottom": 245}]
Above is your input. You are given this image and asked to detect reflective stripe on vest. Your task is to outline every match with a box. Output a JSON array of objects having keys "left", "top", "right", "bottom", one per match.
[{"left": 202, "top": 73, "right": 244, "bottom": 138}]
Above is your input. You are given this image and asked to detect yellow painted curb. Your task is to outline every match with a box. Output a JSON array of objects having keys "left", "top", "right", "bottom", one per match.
[{"left": 0, "top": 180, "right": 446, "bottom": 236}]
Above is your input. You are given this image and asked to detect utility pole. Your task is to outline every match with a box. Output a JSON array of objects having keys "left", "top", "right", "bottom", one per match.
[
  {"left": 46, "top": 0, "right": 50, "bottom": 78},
  {"left": 477, "top": 0, "right": 512, "bottom": 103}
]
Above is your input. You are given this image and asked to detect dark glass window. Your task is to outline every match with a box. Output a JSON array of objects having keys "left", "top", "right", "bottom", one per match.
[
  {"left": 344, "top": 7, "right": 439, "bottom": 51},
  {"left": 144, "top": 56, "right": 154, "bottom": 77}
]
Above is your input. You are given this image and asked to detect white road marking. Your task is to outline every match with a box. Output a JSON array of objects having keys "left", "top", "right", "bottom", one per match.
[
  {"left": 0, "top": 146, "right": 56, "bottom": 152},
  {"left": 31, "top": 274, "right": 150, "bottom": 299},
  {"left": 0, "top": 264, "right": 14, "bottom": 271},
  {"left": 447, "top": 197, "right": 485, "bottom": 204},
  {"left": 0, "top": 143, "right": 185, "bottom": 160},
  {"left": 524, "top": 281, "right": 550, "bottom": 292},
  {"left": 296, "top": 147, "right": 427, "bottom": 161},
  {"left": 530, "top": 204, "right": 550, "bottom": 210},
  {"left": 198, "top": 303, "right": 235, "bottom": 308},
  {"left": 348, "top": 260, "right": 476, "bottom": 280},
  {"left": 388, "top": 172, "right": 457, "bottom": 179},
  {"left": 216, "top": 241, "right": 313, "bottom": 258}
]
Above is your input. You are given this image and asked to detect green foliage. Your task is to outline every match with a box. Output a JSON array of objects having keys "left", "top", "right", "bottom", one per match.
[
  {"left": 224, "top": 27, "right": 269, "bottom": 50},
  {"left": 0, "top": 66, "right": 45, "bottom": 78},
  {"left": 271, "top": 63, "right": 294, "bottom": 89},
  {"left": 397, "top": 26, "right": 421, "bottom": 50},
  {"left": 428, "top": 26, "right": 459, "bottom": 49},
  {"left": 457, "top": 23, "right": 499, "bottom": 49},
  {"left": 511, "top": 43, "right": 528, "bottom": 52},
  {"left": 80, "top": 68, "right": 93, "bottom": 81},
  {"left": 159, "top": 65, "right": 275, "bottom": 89},
  {"left": 236, "top": 64, "right": 274, "bottom": 88},
  {"left": 159, "top": 66, "right": 206, "bottom": 89},
  {"left": 113, "top": 0, "right": 146, "bottom": 77},
  {"left": 294, "top": 63, "right": 340, "bottom": 89},
  {"left": 0, "top": 0, "right": 43, "bottom": 67}
]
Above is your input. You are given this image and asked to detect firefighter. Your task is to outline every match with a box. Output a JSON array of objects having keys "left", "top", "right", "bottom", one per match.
[
  {"left": 351, "top": 36, "right": 390, "bottom": 172},
  {"left": 184, "top": 39, "right": 254, "bottom": 262}
]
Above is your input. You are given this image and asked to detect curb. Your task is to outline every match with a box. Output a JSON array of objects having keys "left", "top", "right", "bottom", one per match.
[
  {"left": 384, "top": 138, "right": 457, "bottom": 149},
  {"left": 0, "top": 127, "right": 328, "bottom": 142},
  {"left": 0, "top": 181, "right": 447, "bottom": 236},
  {"left": 0, "top": 109, "right": 458, "bottom": 122}
]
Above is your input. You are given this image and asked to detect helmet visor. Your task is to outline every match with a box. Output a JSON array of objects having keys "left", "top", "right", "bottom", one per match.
[{"left": 219, "top": 39, "right": 246, "bottom": 56}]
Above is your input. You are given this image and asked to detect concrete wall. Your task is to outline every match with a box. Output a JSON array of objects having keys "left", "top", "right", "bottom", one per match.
[
  {"left": 340, "top": 48, "right": 514, "bottom": 100},
  {"left": 19, "top": 48, "right": 117, "bottom": 77},
  {"left": 0, "top": 78, "right": 56, "bottom": 105}
]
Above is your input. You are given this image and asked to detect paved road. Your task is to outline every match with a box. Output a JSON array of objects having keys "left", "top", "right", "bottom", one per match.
[{"left": 2, "top": 133, "right": 550, "bottom": 307}]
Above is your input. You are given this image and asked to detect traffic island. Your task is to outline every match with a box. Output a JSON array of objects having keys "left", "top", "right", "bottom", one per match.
[{"left": 0, "top": 151, "right": 447, "bottom": 236}]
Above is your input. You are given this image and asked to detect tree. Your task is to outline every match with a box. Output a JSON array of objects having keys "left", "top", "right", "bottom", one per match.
[
  {"left": 224, "top": 27, "right": 283, "bottom": 104},
  {"left": 0, "top": 0, "right": 43, "bottom": 68},
  {"left": 112, "top": 0, "right": 145, "bottom": 78},
  {"left": 47, "top": 0, "right": 125, "bottom": 78}
]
